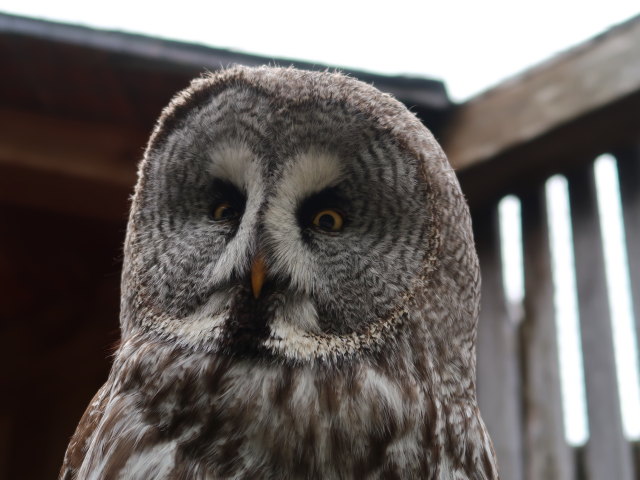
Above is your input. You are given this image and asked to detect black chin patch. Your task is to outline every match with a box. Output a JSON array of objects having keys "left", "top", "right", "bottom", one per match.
[{"left": 221, "top": 289, "right": 280, "bottom": 358}]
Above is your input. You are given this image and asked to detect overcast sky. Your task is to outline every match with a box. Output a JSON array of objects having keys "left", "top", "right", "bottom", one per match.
[{"left": 1, "top": 1, "right": 639, "bottom": 101}]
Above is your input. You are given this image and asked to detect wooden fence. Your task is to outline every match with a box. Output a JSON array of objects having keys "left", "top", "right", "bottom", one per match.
[{"left": 443, "top": 15, "right": 640, "bottom": 480}]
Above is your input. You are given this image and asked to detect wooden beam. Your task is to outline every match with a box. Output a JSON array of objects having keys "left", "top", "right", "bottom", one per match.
[
  {"left": 0, "top": 108, "right": 144, "bottom": 219},
  {"left": 567, "top": 163, "right": 634, "bottom": 480},
  {"left": 442, "top": 16, "right": 640, "bottom": 210},
  {"left": 473, "top": 206, "right": 524, "bottom": 480},
  {"left": 443, "top": 15, "right": 640, "bottom": 171},
  {"left": 519, "top": 186, "right": 574, "bottom": 480},
  {"left": 0, "top": 108, "right": 142, "bottom": 185}
]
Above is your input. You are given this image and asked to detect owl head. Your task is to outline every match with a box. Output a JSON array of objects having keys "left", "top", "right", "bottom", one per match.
[{"left": 121, "top": 66, "right": 478, "bottom": 379}]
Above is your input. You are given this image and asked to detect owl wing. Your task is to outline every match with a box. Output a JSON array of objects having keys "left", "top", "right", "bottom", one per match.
[{"left": 59, "top": 382, "right": 110, "bottom": 480}]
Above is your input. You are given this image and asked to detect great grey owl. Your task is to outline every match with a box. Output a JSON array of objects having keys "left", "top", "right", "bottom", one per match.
[{"left": 60, "top": 66, "right": 499, "bottom": 479}]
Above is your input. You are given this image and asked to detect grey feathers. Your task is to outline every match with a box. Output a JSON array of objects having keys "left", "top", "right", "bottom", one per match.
[{"left": 60, "top": 66, "right": 499, "bottom": 480}]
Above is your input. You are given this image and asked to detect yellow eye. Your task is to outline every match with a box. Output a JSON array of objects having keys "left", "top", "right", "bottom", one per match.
[
  {"left": 212, "top": 202, "right": 238, "bottom": 221},
  {"left": 312, "top": 209, "right": 344, "bottom": 232}
]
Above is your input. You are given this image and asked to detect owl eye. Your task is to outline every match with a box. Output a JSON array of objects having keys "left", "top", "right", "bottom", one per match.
[
  {"left": 212, "top": 202, "right": 239, "bottom": 221},
  {"left": 312, "top": 209, "right": 344, "bottom": 232}
]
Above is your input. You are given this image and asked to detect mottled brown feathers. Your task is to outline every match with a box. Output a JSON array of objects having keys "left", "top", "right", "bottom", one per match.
[{"left": 60, "top": 65, "right": 498, "bottom": 479}]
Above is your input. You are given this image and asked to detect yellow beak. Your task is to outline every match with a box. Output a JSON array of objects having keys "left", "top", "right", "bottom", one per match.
[{"left": 251, "top": 253, "right": 267, "bottom": 299}]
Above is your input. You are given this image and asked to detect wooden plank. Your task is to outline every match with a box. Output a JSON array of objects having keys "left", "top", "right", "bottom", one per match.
[
  {"left": 0, "top": 163, "right": 132, "bottom": 221},
  {"left": 0, "top": 203, "right": 123, "bottom": 479},
  {"left": 615, "top": 144, "right": 640, "bottom": 376},
  {"left": 0, "top": 13, "right": 449, "bottom": 115},
  {"left": 0, "top": 413, "right": 9, "bottom": 480},
  {"left": 633, "top": 442, "right": 640, "bottom": 480},
  {"left": 519, "top": 187, "right": 574, "bottom": 480},
  {"left": 0, "top": 108, "right": 141, "bottom": 219},
  {"left": 0, "top": 108, "right": 142, "bottom": 186},
  {"left": 443, "top": 15, "right": 640, "bottom": 171},
  {"left": 566, "top": 164, "right": 634, "bottom": 480},
  {"left": 455, "top": 89, "right": 640, "bottom": 211},
  {"left": 473, "top": 206, "right": 524, "bottom": 480}
]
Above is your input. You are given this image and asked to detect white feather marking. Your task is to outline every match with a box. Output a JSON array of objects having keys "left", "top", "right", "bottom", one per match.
[
  {"left": 276, "top": 149, "right": 344, "bottom": 205},
  {"left": 362, "top": 369, "right": 404, "bottom": 422},
  {"left": 118, "top": 441, "right": 177, "bottom": 480},
  {"left": 264, "top": 317, "right": 321, "bottom": 359},
  {"left": 264, "top": 149, "right": 343, "bottom": 292},
  {"left": 277, "top": 295, "right": 321, "bottom": 333},
  {"left": 208, "top": 141, "right": 256, "bottom": 192},
  {"left": 207, "top": 140, "right": 265, "bottom": 282},
  {"left": 155, "top": 290, "right": 229, "bottom": 344}
]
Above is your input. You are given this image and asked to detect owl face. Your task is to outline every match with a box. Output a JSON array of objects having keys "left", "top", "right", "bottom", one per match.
[
  {"left": 124, "top": 69, "right": 440, "bottom": 362},
  {"left": 61, "top": 68, "right": 495, "bottom": 480}
]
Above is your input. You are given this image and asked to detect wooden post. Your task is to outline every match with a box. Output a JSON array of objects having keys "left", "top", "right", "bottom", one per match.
[
  {"left": 615, "top": 145, "right": 640, "bottom": 378},
  {"left": 0, "top": 413, "right": 9, "bottom": 480},
  {"left": 566, "top": 164, "right": 634, "bottom": 480},
  {"left": 473, "top": 206, "right": 524, "bottom": 480},
  {"left": 519, "top": 186, "right": 574, "bottom": 480}
]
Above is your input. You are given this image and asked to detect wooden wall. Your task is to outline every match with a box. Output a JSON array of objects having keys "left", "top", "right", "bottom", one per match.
[
  {"left": 0, "top": 205, "right": 123, "bottom": 479},
  {"left": 444, "top": 15, "right": 640, "bottom": 480}
]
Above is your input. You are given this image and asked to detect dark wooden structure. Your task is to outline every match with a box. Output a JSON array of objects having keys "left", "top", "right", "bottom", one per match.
[
  {"left": 443, "top": 14, "right": 640, "bottom": 480},
  {"left": 2, "top": 10, "right": 640, "bottom": 480},
  {"left": 0, "top": 13, "right": 450, "bottom": 480}
]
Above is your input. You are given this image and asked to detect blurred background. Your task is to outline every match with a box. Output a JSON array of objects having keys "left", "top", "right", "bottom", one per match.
[{"left": 0, "top": 2, "right": 639, "bottom": 479}]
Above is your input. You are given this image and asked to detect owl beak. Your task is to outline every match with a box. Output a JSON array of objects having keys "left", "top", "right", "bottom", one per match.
[{"left": 250, "top": 253, "right": 267, "bottom": 299}]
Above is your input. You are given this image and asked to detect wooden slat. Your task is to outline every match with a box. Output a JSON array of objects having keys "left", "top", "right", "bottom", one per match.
[
  {"left": 0, "top": 108, "right": 142, "bottom": 186},
  {"left": 633, "top": 442, "right": 640, "bottom": 480},
  {"left": 0, "top": 203, "right": 123, "bottom": 479},
  {"left": 473, "top": 206, "right": 524, "bottom": 480},
  {"left": 443, "top": 15, "right": 640, "bottom": 171},
  {"left": 615, "top": 144, "right": 640, "bottom": 376},
  {"left": 0, "top": 108, "right": 141, "bottom": 219},
  {"left": 0, "top": 163, "right": 132, "bottom": 221},
  {"left": 0, "top": 413, "right": 9, "bottom": 480},
  {"left": 519, "top": 187, "right": 574, "bottom": 480},
  {"left": 442, "top": 16, "right": 640, "bottom": 211},
  {"left": 566, "top": 164, "right": 634, "bottom": 480}
]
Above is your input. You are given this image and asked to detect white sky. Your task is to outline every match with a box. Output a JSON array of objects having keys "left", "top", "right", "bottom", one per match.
[{"left": 1, "top": 0, "right": 639, "bottom": 101}]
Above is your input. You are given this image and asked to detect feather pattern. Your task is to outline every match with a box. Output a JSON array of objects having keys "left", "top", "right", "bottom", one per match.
[{"left": 60, "top": 66, "right": 499, "bottom": 479}]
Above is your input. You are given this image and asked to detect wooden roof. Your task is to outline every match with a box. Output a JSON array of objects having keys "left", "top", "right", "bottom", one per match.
[
  {"left": 0, "top": 13, "right": 450, "bottom": 129},
  {"left": 442, "top": 13, "right": 640, "bottom": 206},
  {"left": 0, "top": 12, "right": 451, "bottom": 221}
]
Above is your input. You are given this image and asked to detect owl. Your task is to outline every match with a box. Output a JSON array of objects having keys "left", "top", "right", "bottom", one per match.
[{"left": 59, "top": 66, "right": 499, "bottom": 479}]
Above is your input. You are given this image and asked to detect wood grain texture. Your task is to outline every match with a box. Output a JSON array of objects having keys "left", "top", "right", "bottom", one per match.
[
  {"left": 473, "top": 206, "right": 524, "bottom": 480},
  {"left": 443, "top": 15, "right": 640, "bottom": 171},
  {"left": 519, "top": 187, "right": 574, "bottom": 480},
  {"left": 0, "top": 108, "right": 141, "bottom": 219},
  {"left": 0, "top": 108, "right": 141, "bottom": 186},
  {"left": 443, "top": 16, "right": 640, "bottom": 211},
  {"left": 566, "top": 164, "right": 635, "bottom": 480}
]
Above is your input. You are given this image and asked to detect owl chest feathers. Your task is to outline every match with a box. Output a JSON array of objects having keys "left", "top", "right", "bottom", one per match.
[{"left": 66, "top": 337, "right": 496, "bottom": 480}]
